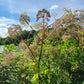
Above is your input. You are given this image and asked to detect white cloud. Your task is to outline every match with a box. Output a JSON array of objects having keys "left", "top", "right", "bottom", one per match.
[
  {"left": 50, "top": 5, "right": 58, "bottom": 10},
  {"left": 0, "top": 28, "right": 8, "bottom": 38},
  {"left": 0, "top": 23, "right": 7, "bottom": 26},
  {"left": 0, "top": 17, "right": 17, "bottom": 24},
  {"left": 0, "top": 17, "right": 19, "bottom": 38}
]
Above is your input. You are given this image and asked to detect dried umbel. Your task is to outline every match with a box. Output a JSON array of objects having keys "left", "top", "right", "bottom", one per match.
[
  {"left": 73, "top": 10, "right": 84, "bottom": 23},
  {"left": 32, "top": 22, "right": 43, "bottom": 29},
  {"left": 36, "top": 9, "right": 51, "bottom": 21},
  {"left": 53, "top": 19, "right": 62, "bottom": 28},
  {"left": 79, "top": 10, "right": 84, "bottom": 22},
  {"left": 51, "top": 13, "right": 57, "bottom": 20},
  {"left": 1, "top": 53, "right": 16, "bottom": 67},
  {"left": 63, "top": 8, "right": 72, "bottom": 14},
  {"left": 62, "top": 10, "right": 75, "bottom": 27},
  {"left": 19, "top": 41, "right": 27, "bottom": 50},
  {"left": 53, "top": 8, "right": 84, "bottom": 29},
  {"left": 19, "top": 12, "right": 30, "bottom": 25},
  {"left": 8, "top": 24, "right": 22, "bottom": 38}
]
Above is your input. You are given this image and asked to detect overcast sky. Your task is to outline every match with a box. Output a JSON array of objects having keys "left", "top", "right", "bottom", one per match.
[{"left": 0, "top": 0, "right": 84, "bottom": 38}]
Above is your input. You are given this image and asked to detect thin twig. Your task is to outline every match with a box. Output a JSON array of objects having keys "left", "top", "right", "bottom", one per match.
[{"left": 16, "top": 31, "right": 35, "bottom": 61}]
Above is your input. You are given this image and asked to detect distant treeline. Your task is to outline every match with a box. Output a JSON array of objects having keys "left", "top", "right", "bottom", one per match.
[{"left": 0, "top": 30, "right": 38, "bottom": 45}]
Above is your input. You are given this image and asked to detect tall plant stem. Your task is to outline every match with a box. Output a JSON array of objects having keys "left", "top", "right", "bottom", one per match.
[
  {"left": 16, "top": 31, "right": 35, "bottom": 60},
  {"left": 38, "top": 16, "right": 45, "bottom": 84},
  {"left": 25, "top": 19, "right": 42, "bottom": 42}
]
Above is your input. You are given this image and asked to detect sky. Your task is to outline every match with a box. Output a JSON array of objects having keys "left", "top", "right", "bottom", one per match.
[{"left": 0, "top": 0, "right": 84, "bottom": 38}]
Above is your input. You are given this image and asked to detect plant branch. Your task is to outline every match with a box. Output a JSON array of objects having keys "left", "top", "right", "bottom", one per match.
[{"left": 16, "top": 31, "right": 35, "bottom": 61}]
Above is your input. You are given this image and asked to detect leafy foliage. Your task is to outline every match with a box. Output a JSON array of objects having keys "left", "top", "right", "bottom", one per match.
[
  {"left": 0, "top": 8, "right": 84, "bottom": 84},
  {"left": 0, "top": 30, "right": 37, "bottom": 45}
]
